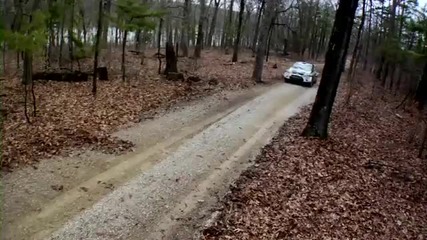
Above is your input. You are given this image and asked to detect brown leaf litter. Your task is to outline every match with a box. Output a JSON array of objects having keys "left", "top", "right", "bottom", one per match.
[
  {"left": 1, "top": 49, "right": 288, "bottom": 170},
  {"left": 203, "top": 80, "right": 427, "bottom": 239}
]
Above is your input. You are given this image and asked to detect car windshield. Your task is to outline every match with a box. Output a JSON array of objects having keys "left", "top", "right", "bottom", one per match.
[{"left": 292, "top": 62, "right": 312, "bottom": 71}]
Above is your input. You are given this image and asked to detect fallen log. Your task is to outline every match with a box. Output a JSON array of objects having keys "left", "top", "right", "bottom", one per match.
[
  {"left": 33, "top": 71, "right": 89, "bottom": 82},
  {"left": 153, "top": 52, "right": 166, "bottom": 58},
  {"left": 129, "top": 50, "right": 143, "bottom": 55},
  {"left": 166, "top": 72, "right": 184, "bottom": 81},
  {"left": 187, "top": 76, "right": 201, "bottom": 82}
]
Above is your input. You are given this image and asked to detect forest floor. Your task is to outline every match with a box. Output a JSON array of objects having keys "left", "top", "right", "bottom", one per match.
[
  {"left": 1, "top": 48, "right": 289, "bottom": 170},
  {"left": 202, "top": 75, "right": 427, "bottom": 239}
]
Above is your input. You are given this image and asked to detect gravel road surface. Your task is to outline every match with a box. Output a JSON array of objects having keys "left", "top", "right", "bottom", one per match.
[
  {"left": 4, "top": 81, "right": 317, "bottom": 240},
  {"left": 47, "top": 83, "right": 317, "bottom": 240}
]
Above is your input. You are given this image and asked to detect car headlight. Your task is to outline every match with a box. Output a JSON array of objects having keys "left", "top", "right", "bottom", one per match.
[
  {"left": 284, "top": 71, "right": 291, "bottom": 78},
  {"left": 304, "top": 76, "right": 312, "bottom": 82}
]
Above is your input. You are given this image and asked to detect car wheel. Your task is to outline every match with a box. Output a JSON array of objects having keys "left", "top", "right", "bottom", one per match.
[{"left": 284, "top": 77, "right": 289, "bottom": 83}]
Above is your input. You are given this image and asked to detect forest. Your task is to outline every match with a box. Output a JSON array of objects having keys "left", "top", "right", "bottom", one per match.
[
  {"left": 1, "top": 0, "right": 425, "bottom": 169},
  {"left": 0, "top": 0, "right": 339, "bottom": 169}
]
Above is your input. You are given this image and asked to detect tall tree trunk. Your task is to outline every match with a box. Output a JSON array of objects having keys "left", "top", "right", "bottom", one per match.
[
  {"left": 102, "top": 0, "right": 111, "bottom": 47},
  {"left": 191, "top": 7, "right": 197, "bottom": 46},
  {"left": 158, "top": 18, "right": 163, "bottom": 74},
  {"left": 22, "top": 0, "right": 42, "bottom": 119},
  {"left": 397, "top": 2, "right": 405, "bottom": 40},
  {"left": 345, "top": 0, "right": 366, "bottom": 105},
  {"left": 59, "top": 7, "right": 66, "bottom": 67},
  {"left": 115, "top": 27, "right": 119, "bottom": 46},
  {"left": 232, "top": 0, "right": 245, "bottom": 62},
  {"left": 252, "top": 0, "right": 279, "bottom": 83},
  {"left": 363, "top": 0, "right": 373, "bottom": 70},
  {"left": 309, "top": 25, "right": 319, "bottom": 59},
  {"left": 265, "top": 24, "right": 274, "bottom": 62},
  {"left": 93, "top": 0, "right": 103, "bottom": 96},
  {"left": 389, "top": 64, "right": 396, "bottom": 90},
  {"left": 224, "top": 0, "right": 235, "bottom": 54},
  {"left": 12, "top": 0, "right": 24, "bottom": 71},
  {"left": 47, "top": 0, "right": 55, "bottom": 67},
  {"left": 315, "top": 24, "right": 327, "bottom": 60},
  {"left": 2, "top": 43, "right": 6, "bottom": 74},
  {"left": 68, "top": 0, "right": 75, "bottom": 70},
  {"left": 164, "top": 41, "right": 178, "bottom": 74},
  {"left": 180, "top": 0, "right": 191, "bottom": 57},
  {"left": 207, "top": 0, "right": 220, "bottom": 47},
  {"left": 122, "top": 30, "right": 128, "bottom": 81},
  {"left": 381, "top": 63, "right": 389, "bottom": 87},
  {"left": 220, "top": 5, "right": 227, "bottom": 48},
  {"left": 23, "top": 60, "right": 30, "bottom": 123},
  {"left": 415, "top": 62, "right": 427, "bottom": 111},
  {"left": 79, "top": 5, "right": 87, "bottom": 44},
  {"left": 251, "top": 0, "right": 265, "bottom": 56},
  {"left": 302, "top": 0, "right": 359, "bottom": 138},
  {"left": 395, "top": 68, "right": 403, "bottom": 94},
  {"left": 194, "top": 0, "right": 206, "bottom": 58},
  {"left": 135, "top": 30, "right": 141, "bottom": 50},
  {"left": 307, "top": 0, "right": 320, "bottom": 58}
]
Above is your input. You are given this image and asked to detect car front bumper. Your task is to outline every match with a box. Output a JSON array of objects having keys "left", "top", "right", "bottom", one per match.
[{"left": 284, "top": 74, "right": 313, "bottom": 86}]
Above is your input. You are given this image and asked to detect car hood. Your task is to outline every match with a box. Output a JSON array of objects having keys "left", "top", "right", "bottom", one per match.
[{"left": 287, "top": 67, "right": 311, "bottom": 75}]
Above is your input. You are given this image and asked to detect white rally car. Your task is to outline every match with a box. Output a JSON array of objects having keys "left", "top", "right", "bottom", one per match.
[{"left": 283, "top": 61, "right": 319, "bottom": 87}]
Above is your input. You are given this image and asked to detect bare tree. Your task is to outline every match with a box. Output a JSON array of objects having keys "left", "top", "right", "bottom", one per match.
[
  {"left": 345, "top": 0, "right": 366, "bottom": 105},
  {"left": 252, "top": 1, "right": 265, "bottom": 56},
  {"left": 232, "top": 0, "right": 245, "bottom": 62},
  {"left": 302, "top": 0, "right": 359, "bottom": 138},
  {"left": 252, "top": 0, "right": 279, "bottom": 83},
  {"left": 93, "top": 0, "right": 104, "bottom": 96},
  {"left": 180, "top": 0, "right": 191, "bottom": 57},
  {"left": 194, "top": 0, "right": 206, "bottom": 58},
  {"left": 224, "top": 0, "right": 235, "bottom": 54},
  {"left": 207, "top": 0, "right": 221, "bottom": 47}
]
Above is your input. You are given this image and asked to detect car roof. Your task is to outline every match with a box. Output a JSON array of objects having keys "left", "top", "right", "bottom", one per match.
[{"left": 293, "top": 61, "right": 313, "bottom": 66}]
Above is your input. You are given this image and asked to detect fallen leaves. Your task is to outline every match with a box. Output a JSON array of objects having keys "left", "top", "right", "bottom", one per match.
[
  {"left": 2, "top": 49, "right": 288, "bottom": 170},
  {"left": 203, "top": 78, "right": 427, "bottom": 239}
]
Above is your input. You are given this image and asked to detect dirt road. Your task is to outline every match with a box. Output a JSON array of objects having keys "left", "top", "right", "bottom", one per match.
[{"left": 3, "top": 82, "right": 317, "bottom": 240}]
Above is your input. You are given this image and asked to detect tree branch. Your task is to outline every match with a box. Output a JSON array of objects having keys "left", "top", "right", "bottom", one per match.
[
  {"left": 272, "top": 22, "right": 296, "bottom": 32},
  {"left": 276, "top": 0, "right": 296, "bottom": 14},
  {"left": 165, "top": 4, "right": 184, "bottom": 9}
]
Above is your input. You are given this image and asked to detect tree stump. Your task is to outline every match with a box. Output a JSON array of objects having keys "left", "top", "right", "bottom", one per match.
[
  {"left": 187, "top": 76, "right": 201, "bottom": 82},
  {"left": 33, "top": 71, "right": 89, "bottom": 82},
  {"left": 96, "top": 67, "right": 109, "bottom": 81},
  {"left": 166, "top": 72, "right": 184, "bottom": 81},
  {"left": 164, "top": 41, "right": 178, "bottom": 75}
]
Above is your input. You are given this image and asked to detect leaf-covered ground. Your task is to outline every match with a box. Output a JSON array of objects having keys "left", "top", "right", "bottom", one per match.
[
  {"left": 1, "top": 49, "right": 287, "bottom": 170},
  {"left": 203, "top": 80, "right": 427, "bottom": 239}
]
